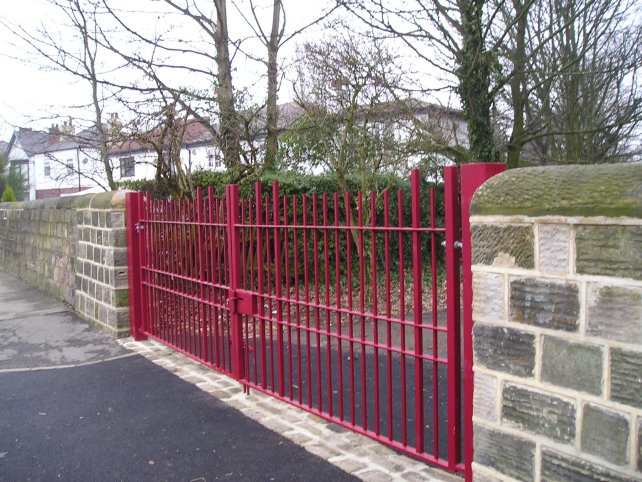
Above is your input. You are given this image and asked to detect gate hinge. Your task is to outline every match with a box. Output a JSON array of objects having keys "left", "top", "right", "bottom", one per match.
[
  {"left": 441, "top": 240, "right": 463, "bottom": 249},
  {"left": 135, "top": 222, "right": 145, "bottom": 233}
]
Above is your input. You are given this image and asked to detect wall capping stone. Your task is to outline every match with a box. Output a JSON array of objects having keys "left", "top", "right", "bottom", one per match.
[{"left": 470, "top": 164, "right": 642, "bottom": 218}]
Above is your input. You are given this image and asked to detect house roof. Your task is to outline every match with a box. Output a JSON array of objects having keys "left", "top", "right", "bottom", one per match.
[
  {"left": 109, "top": 118, "right": 215, "bottom": 156},
  {"left": 0, "top": 140, "right": 8, "bottom": 157},
  {"left": 8, "top": 128, "right": 50, "bottom": 158}
]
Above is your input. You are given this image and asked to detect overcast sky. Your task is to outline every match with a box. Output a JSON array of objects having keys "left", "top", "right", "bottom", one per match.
[{"left": 0, "top": 0, "right": 450, "bottom": 141}]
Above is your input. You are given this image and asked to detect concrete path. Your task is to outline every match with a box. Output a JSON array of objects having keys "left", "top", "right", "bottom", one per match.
[{"left": 0, "top": 271, "right": 131, "bottom": 370}]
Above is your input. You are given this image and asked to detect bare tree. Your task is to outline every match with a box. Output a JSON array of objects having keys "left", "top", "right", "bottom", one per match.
[
  {"left": 2, "top": 0, "right": 120, "bottom": 189},
  {"left": 339, "top": 0, "right": 642, "bottom": 166}
]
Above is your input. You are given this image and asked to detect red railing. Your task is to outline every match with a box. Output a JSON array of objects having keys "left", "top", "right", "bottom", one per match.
[{"left": 126, "top": 166, "right": 505, "bottom": 479}]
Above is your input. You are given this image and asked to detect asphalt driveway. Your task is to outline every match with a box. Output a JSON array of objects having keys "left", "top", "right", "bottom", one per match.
[{"left": 0, "top": 271, "right": 355, "bottom": 481}]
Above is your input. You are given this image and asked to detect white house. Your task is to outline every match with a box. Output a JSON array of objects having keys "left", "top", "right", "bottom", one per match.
[
  {"left": 4, "top": 101, "right": 468, "bottom": 200},
  {"left": 5, "top": 123, "right": 106, "bottom": 200}
]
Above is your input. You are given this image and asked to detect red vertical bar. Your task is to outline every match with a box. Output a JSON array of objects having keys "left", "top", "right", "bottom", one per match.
[
  {"left": 226, "top": 184, "right": 245, "bottom": 380},
  {"left": 411, "top": 169, "right": 424, "bottom": 454},
  {"left": 197, "top": 188, "right": 208, "bottom": 363},
  {"left": 254, "top": 183, "right": 267, "bottom": 388},
  {"left": 302, "top": 195, "right": 312, "bottom": 407},
  {"left": 398, "top": 189, "right": 407, "bottom": 447},
  {"left": 370, "top": 192, "right": 380, "bottom": 436},
  {"left": 323, "top": 193, "right": 333, "bottom": 417},
  {"left": 344, "top": 192, "right": 355, "bottom": 426},
  {"left": 126, "top": 192, "right": 145, "bottom": 340},
  {"left": 293, "top": 196, "right": 303, "bottom": 404},
  {"left": 334, "top": 193, "right": 344, "bottom": 421},
  {"left": 431, "top": 186, "right": 440, "bottom": 459},
  {"left": 357, "top": 192, "right": 366, "bottom": 430},
  {"left": 383, "top": 190, "right": 393, "bottom": 440},
  {"left": 272, "top": 182, "right": 285, "bottom": 396},
  {"left": 312, "top": 195, "right": 322, "bottom": 412},
  {"left": 459, "top": 163, "right": 505, "bottom": 480},
  {"left": 283, "top": 195, "right": 293, "bottom": 399},
  {"left": 444, "top": 167, "right": 461, "bottom": 468}
]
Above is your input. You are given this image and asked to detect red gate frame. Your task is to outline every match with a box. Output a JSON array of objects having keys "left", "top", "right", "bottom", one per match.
[{"left": 125, "top": 163, "right": 505, "bottom": 479}]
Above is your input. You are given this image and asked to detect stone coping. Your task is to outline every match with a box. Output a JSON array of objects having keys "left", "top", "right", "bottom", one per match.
[
  {"left": 471, "top": 163, "right": 642, "bottom": 218},
  {"left": 0, "top": 190, "right": 129, "bottom": 210}
]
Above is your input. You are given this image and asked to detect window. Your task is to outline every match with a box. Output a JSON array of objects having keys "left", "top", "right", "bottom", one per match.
[
  {"left": 66, "top": 160, "right": 74, "bottom": 175},
  {"left": 44, "top": 161, "right": 51, "bottom": 177},
  {"left": 120, "top": 156, "right": 135, "bottom": 178}
]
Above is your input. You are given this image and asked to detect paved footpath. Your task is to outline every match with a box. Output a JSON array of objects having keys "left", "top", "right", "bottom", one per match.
[{"left": 0, "top": 270, "right": 460, "bottom": 481}]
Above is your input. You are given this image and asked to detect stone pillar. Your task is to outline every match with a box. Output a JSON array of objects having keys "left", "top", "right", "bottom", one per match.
[{"left": 469, "top": 164, "right": 642, "bottom": 481}]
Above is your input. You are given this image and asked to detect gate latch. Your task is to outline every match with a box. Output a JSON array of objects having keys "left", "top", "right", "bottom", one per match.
[
  {"left": 135, "top": 222, "right": 145, "bottom": 233},
  {"left": 229, "top": 289, "right": 258, "bottom": 316}
]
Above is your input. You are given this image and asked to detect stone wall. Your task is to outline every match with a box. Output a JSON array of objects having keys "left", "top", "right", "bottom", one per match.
[
  {"left": 0, "top": 192, "right": 130, "bottom": 337},
  {"left": 470, "top": 164, "right": 642, "bottom": 482}
]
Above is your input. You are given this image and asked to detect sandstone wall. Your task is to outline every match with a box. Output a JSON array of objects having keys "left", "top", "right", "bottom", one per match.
[{"left": 0, "top": 192, "right": 130, "bottom": 337}]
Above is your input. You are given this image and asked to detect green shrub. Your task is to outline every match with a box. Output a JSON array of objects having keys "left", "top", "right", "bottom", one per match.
[{"left": 1, "top": 185, "right": 17, "bottom": 202}]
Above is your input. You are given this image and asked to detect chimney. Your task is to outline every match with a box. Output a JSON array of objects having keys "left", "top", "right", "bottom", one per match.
[
  {"left": 60, "top": 118, "right": 75, "bottom": 138},
  {"left": 48, "top": 124, "right": 60, "bottom": 144}
]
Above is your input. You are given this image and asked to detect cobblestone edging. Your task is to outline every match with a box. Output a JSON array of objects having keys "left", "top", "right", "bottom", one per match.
[{"left": 119, "top": 338, "right": 462, "bottom": 482}]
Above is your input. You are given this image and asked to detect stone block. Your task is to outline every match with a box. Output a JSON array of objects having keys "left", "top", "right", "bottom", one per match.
[
  {"left": 610, "top": 348, "right": 642, "bottom": 409},
  {"left": 576, "top": 225, "right": 642, "bottom": 280},
  {"left": 114, "top": 288, "right": 129, "bottom": 308},
  {"left": 110, "top": 211, "right": 124, "bottom": 228},
  {"left": 473, "top": 272, "right": 505, "bottom": 321},
  {"left": 541, "top": 448, "right": 632, "bottom": 482},
  {"left": 541, "top": 336, "right": 603, "bottom": 395},
  {"left": 538, "top": 224, "right": 570, "bottom": 273},
  {"left": 474, "top": 424, "right": 535, "bottom": 481},
  {"left": 473, "top": 324, "right": 535, "bottom": 377},
  {"left": 474, "top": 372, "right": 498, "bottom": 421},
  {"left": 581, "top": 403, "right": 630, "bottom": 466},
  {"left": 502, "top": 384, "right": 576, "bottom": 442},
  {"left": 510, "top": 278, "right": 579, "bottom": 331},
  {"left": 472, "top": 224, "right": 534, "bottom": 268},
  {"left": 587, "top": 285, "right": 642, "bottom": 344}
]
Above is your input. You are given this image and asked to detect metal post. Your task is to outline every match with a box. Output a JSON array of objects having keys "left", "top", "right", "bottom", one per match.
[
  {"left": 410, "top": 169, "right": 424, "bottom": 454},
  {"left": 226, "top": 184, "right": 245, "bottom": 381},
  {"left": 459, "top": 163, "right": 505, "bottom": 481},
  {"left": 443, "top": 166, "right": 462, "bottom": 470},
  {"left": 126, "top": 192, "right": 147, "bottom": 340}
]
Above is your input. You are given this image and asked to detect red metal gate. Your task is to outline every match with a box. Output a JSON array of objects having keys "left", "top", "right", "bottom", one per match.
[{"left": 126, "top": 165, "right": 504, "bottom": 478}]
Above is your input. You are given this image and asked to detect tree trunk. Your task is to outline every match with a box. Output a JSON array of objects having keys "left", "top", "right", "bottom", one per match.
[
  {"left": 506, "top": 0, "right": 529, "bottom": 169},
  {"left": 214, "top": 0, "right": 242, "bottom": 171},
  {"left": 458, "top": 0, "right": 500, "bottom": 164},
  {"left": 264, "top": 0, "right": 282, "bottom": 171}
]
